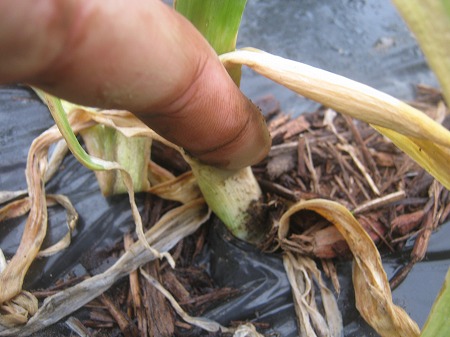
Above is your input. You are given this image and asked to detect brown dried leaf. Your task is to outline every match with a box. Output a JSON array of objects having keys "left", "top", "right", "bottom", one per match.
[
  {"left": 221, "top": 49, "right": 450, "bottom": 190},
  {"left": 37, "top": 194, "right": 78, "bottom": 258},
  {"left": 148, "top": 160, "right": 176, "bottom": 185},
  {"left": 0, "top": 199, "right": 31, "bottom": 222},
  {"left": 0, "top": 191, "right": 27, "bottom": 206},
  {"left": 283, "top": 252, "right": 343, "bottom": 337},
  {"left": 0, "top": 292, "right": 38, "bottom": 328},
  {"left": 278, "top": 199, "right": 420, "bottom": 337},
  {"left": 0, "top": 122, "right": 63, "bottom": 306},
  {"left": 148, "top": 171, "right": 201, "bottom": 204},
  {"left": 0, "top": 199, "right": 210, "bottom": 336}
]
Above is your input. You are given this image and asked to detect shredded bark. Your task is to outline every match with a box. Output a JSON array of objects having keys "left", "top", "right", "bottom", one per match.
[
  {"left": 254, "top": 86, "right": 449, "bottom": 290},
  {"left": 4, "top": 85, "right": 448, "bottom": 336}
]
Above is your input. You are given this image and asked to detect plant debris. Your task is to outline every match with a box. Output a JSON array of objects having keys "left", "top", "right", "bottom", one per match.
[
  {"left": 1, "top": 85, "right": 449, "bottom": 336},
  {"left": 255, "top": 85, "right": 449, "bottom": 290}
]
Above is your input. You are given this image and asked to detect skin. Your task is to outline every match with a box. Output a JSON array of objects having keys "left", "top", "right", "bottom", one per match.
[{"left": 0, "top": 0, "right": 271, "bottom": 170}]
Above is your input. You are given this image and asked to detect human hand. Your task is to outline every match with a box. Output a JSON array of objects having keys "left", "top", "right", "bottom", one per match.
[{"left": 0, "top": 0, "right": 271, "bottom": 170}]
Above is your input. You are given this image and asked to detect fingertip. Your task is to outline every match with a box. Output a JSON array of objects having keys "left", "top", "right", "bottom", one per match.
[{"left": 193, "top": 98, "right": 272, "bottom": 170}]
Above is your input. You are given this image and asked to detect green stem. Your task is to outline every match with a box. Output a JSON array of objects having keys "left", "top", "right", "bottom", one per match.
[
  {"left": 81, "top": 125, "right": 150, "bottom": 195},
  {"left": 175, "top": 1, "right": 268, "bottom": 243},
  {"left": 187, "top": 158, "right": 267, "bottom": 243},
  {"left": 39, "top": 90, "right": 169, "bottom": 265}
]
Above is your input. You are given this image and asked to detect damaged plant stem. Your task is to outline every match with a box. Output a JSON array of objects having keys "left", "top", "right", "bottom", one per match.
[
  {"left": 175, "top": 0, "right": 270, "bottom": 244},
  {"left": 178, "top": 0, "right": 450, "bottom": 247},
  {"left": 51, "top": 0, "right": 269, "bottom": 245},
  {"left": 43, "top": 0, "right": 268, "bottom": 245},
  {"left": 38, "top": 92, "right": 173, "bottom": 266}
]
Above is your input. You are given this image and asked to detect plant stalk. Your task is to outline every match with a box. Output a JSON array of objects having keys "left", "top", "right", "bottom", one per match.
[{"left": 175, "top": 0, "right": 268, "bottom": 243}]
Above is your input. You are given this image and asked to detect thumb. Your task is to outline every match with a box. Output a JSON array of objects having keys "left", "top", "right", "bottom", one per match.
[
  {"left": 0, "top": 0, "right": 271, "bottom": 169},
  {"left": 130, "top": 2, "right": 272, "bottom": 169}
]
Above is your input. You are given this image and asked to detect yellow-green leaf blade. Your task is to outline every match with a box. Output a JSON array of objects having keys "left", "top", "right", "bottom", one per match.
[
  {"left": 373, "top": 125, "right": 450, "bottom": 190},
  {"left": 421, "top": 268, "right": 450, "bottom": 337},
  {"left": 221, "top": 49, "right": 450, "bottom": 190},
  {"left": 393, "top": 0, "right": 450, "bottom": 104}
]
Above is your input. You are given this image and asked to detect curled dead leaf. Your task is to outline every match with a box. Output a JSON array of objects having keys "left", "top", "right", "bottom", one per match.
[{"left": 278, "top": 199, "right": 420, "bottom": 337}]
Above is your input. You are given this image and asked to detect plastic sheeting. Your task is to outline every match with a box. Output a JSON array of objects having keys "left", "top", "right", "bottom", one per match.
[{"left": 1, "top": 0, "right": 449, "bottom": 336}]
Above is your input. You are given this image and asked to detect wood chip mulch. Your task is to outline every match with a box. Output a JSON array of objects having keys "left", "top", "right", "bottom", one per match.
[
  {"left": 33, "top": 85, "right": 449, "bottom": 337},
  {"left": 253, "top": 84, "right": 450, "bottom": 290}
]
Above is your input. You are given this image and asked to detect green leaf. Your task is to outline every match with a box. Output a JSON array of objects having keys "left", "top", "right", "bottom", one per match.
[
  {"left": 174, "top": 0, "right": 247, "bottom": 85},
  {"left": 393, "top": 0, "right": 450, "bottom": 104},
  {"left": 420, "top": 268, "right": 450, "bottom": 337}
]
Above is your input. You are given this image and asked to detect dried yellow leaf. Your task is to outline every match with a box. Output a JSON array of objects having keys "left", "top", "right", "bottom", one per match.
[
  {"left": 278, "top": 199, "right": 420, "bottom": 337},
  {"left": 221, "top": 49, "right": 450, "bottom": 190}
]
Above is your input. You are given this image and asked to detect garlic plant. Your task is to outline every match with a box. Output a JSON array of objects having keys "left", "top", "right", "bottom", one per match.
[
  {"left": 392, "top": 2, "right": 450, "bottom": 335},
  {"left": 2, "top": 1, "right": 450, "bottom": 336},
  {"left": 175, "top": 0, "right": 269, "bottom": 243},
  {"left": 393, "top": 0, "right": 450, "bottom": 105}
]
